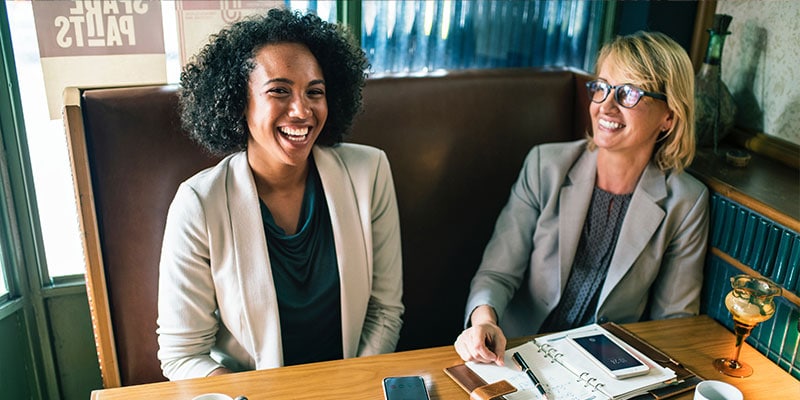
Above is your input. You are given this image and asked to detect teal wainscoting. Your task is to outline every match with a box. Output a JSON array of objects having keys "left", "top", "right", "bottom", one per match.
[
  {"left": 0, "top": 308, "right": 38, "bottom": 398},
  {"left": 46, "top": 292, "right": 103, "bottom": 399},
  {"left": 702, "top": 193, "right": 800, "bottom": 379},
  {"left": 709, "top": 193, "right": 800, "bottom": 292}
]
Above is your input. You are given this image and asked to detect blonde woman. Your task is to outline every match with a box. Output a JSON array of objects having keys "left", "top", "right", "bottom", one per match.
[{"left": 455, "top": 31, "right": 708, "bottom": 366}]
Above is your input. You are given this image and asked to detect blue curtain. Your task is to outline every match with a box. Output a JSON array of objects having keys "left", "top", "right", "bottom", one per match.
[
  {"left": 286, "top": 0, "right": 338, "bottom": 22},
  {"left": 361, "top": 0, "right": 605, "bottom": 76}
]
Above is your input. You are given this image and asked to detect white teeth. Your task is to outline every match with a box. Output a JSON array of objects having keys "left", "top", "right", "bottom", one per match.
[
  {"left": 280, "top": 127, "right": 309, "bottom": 136},
  {"left": 599, "top": 119, "right": 624, "bottom": 129},
  {"left": 278, "top": 127, "right": 309, "bottom": 142}
]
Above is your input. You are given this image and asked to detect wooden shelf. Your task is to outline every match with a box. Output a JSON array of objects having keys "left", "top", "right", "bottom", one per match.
[{"left": 689, "top": 146, "right": 799, "bottom": 233}]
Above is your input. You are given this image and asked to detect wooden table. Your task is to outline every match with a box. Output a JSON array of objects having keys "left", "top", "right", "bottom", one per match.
[{"left": 92, "top": 315, "right": 799, "bottom": 399}]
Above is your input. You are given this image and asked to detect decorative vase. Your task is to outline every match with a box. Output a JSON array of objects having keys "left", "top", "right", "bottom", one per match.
[{"left": 695, "top": 14, "right": 736, "bottom": 151}]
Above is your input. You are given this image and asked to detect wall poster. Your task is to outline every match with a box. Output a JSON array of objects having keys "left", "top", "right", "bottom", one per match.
[
  {"left": 174, "top": 0, "right": 284, "bottom": 66},
  {"left": 32, "top": 0, "right": 167, "bottom": 119}
]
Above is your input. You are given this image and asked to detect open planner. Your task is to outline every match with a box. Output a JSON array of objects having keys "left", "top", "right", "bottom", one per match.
[{"left": 446, "top": 323, "right": 700, "bottom": 400}]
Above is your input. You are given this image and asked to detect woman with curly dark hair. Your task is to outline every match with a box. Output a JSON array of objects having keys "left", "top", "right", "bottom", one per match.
[{"left": 156, "top": 8, "right": 404, "bottom": 380}]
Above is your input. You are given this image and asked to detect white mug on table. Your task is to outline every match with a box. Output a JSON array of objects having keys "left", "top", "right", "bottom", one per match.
[
  {"left": 191, "top": 394, "right": 232, "bottom": 400},
  {"left": 693, "top": 380, "right": 743, "bottom": 400}
]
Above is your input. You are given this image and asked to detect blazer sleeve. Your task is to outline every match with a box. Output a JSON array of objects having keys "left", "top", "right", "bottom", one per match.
[
  {"left": 156, "top": 182, "right": 223, "bottom": 380},
  {"left": 357, "top": 151, "right": 405, "bottom": 355},
  {"left": 648, "top": 180, "right": 710, "bottom": 320}
]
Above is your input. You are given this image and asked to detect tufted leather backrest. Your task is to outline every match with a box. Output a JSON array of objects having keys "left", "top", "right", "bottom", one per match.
[
  {"left": 65, "top": 67, "right": 591, "bottom": 388},
  {"left": 347, "top": 68, "right": 592, "bottom": 351}
]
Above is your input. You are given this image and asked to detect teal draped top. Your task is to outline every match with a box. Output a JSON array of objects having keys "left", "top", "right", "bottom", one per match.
[{"left": 259, "top": 159, "right": 342, "bottom": 366}]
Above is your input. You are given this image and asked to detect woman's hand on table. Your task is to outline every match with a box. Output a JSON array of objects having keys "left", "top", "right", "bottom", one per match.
[{"left": 454, "top": 305, "right": 507, "bottom": 366}]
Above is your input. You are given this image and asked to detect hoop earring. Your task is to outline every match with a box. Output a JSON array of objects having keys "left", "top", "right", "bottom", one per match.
[{"left": 656, "top": 129, "right": 671, "bottom": 142}]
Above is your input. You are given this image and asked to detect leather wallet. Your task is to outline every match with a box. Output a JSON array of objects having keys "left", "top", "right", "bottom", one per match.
[
  {"left": 470, "top": 380, "right": 517, "bottom": 400},
  {"left": 444, "top": 364, "right": 517, "bottom": 400}
]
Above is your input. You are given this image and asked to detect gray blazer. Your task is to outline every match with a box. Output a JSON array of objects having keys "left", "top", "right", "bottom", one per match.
[
  {"left": 157, "top": 144, "right": 404, "bottom": 380},
  {"left": 465, "top": 140, "right": 709, "bottom": 337}
]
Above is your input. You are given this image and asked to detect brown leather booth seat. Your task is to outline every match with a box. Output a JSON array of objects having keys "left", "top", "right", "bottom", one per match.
[
  {"left": 347, "top": 68, "right": 591, "bottom": 351},
  {"left": 65, "top": 67, "right": 591, "bottom": 387}
]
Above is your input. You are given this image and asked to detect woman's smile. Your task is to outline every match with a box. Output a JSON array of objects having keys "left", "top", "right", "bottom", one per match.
[
  {"left": 598, "top": 118, "right": 625, "bottom": 130},
  {"left": 278, "top": 126, "right": 311, "bottom": 142}
]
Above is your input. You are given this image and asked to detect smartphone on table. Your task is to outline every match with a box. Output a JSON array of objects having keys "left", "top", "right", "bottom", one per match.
[
  {"left": 382, "top": 376, "right": 431, "bottom": 400},
  {"left": 567, "top": 331, "right": 651, "bottom": 379}
]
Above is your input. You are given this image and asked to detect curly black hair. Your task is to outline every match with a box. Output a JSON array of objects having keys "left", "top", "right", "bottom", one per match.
[{"left": 179, "top": 8, "right": 369, "bottom": 156}]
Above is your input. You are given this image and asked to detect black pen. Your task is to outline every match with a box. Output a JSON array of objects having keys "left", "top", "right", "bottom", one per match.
[{"left": 512, "top": 351, "right": 548, "bottom": 400}]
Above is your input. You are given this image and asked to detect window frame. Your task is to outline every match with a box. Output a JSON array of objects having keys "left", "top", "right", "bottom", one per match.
[
  {"left": 0, "top": 0, "right": 42, "bottom": 300},
  {"left": 0, "top": 2, "right": 56, "bottom": 397}
]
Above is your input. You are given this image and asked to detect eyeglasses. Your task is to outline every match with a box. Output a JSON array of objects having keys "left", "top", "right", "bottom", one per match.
[{"left": 586, "top": 80, "right": 667, "bottom": 109}]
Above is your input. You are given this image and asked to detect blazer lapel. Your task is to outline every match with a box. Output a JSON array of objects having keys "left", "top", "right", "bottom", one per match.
[
  {"left": 226, "top": 152, "right": 283, "bottom": 368},
  {"left": 558, "top": 150, "right": 596, "bottom": 292},
  {"left": 598, "top": 162, "right": 667, "bottom": 304},
  {"left": 313, "top": 146, "right": 369, "bottom": 358}
]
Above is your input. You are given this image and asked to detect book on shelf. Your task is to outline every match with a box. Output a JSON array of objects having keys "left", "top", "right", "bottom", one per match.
[{"left": 445, "top": 322, "right": 702, "bottom": 400}]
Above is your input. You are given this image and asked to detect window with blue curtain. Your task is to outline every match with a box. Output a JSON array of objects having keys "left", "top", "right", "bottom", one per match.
[
  {"left": 288, "top": 0, "right": 337, "bottom": 22},
  {"left": 361, "top": 0, "right": 606, "bottom": 76}
]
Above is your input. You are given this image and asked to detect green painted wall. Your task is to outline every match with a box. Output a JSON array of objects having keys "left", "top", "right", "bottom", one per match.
[
  {"left": 0, "top": 291, "right": 102, "bottom": 399},
  {"left": 0, "top": 311, "right": 36, "bottom": 398},
  {"left": 47, "top": 292, "right": 103, "bottom": 399}
]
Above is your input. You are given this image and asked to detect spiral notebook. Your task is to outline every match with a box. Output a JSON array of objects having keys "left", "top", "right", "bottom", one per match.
[{"left": 461, "top": 324, "right": 682, "bottom": 400}]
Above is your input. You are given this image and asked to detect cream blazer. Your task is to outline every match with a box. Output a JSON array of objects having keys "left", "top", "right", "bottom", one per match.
[
  {"left": 157, "top": 144, "right": 404, "bottom": 380},
  {"left": 466, "top": 140, "right": 709, "bottom": 337}
]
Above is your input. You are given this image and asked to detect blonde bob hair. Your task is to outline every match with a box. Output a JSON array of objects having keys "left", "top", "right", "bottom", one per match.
[{"left": 588, "top": 31, "right": 695, "bottom": 173}]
